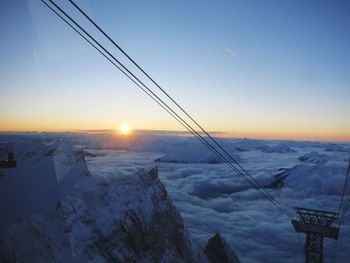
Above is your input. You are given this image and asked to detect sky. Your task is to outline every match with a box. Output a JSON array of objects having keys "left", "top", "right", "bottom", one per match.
[{"left": 0, "top": 0, "right": 350, "bottom": 141}]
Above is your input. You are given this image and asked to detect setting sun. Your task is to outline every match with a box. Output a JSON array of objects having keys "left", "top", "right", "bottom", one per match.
[{"left": 119, "top": 124, "right": 131, "bottom": 135}]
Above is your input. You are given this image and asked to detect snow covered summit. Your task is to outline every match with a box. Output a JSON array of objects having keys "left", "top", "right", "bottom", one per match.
[{"left": 0, "top": 137, "right": 234, "bottom": 263}]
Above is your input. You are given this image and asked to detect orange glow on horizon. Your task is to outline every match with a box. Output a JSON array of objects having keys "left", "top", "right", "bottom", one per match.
[
  {"left": 0, "top": 117, "right": 349, "bottom": 142},
  {"left": 0, "top": 124, "right": 349, "bottom": 142}
]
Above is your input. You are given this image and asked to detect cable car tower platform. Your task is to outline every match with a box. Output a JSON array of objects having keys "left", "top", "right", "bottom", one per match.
[
  {"left": 292, "top": 207, "right": 339, "bottom": 263},
  {"left": 0, "top": 151, "right": 17, "bottom": 169}
]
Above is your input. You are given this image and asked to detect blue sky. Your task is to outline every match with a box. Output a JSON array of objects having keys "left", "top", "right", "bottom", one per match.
[{"left": 1, "top": 0, "right": 349, "bottom": 141}]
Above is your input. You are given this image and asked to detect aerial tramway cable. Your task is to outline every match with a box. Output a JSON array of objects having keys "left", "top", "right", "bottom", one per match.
[
  {"left": 338, "top": 159, "right": 350, "bottom": 225},
  {"left": 330, "top": 159, "right": 350, "bottom": 262},
  {"left": 68, "top": 0, "right": 261, "bottom": 186},
  {"left": 66, "top": 0, "right": 292, "bottom": 218},
  {"left": 41, "top": 0, "right": 292, "bottom": 219},
  {"left": 40, "top": 0, "right": 256, "bottom": 188},
  {"left": 41, "top": 0, "right": 306, "bottom": 258}
]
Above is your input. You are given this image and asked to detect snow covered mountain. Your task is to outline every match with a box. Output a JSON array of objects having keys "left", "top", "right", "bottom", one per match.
[
  {"left": 270, "top": 150, "right": 348, "bottom": 195},
  {"left": 0, "top": 137, "right": 235, "bottom": 263}
]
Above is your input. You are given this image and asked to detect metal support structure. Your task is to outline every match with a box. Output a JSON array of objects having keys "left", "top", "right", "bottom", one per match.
[
  {"left": 292, "top": 207, "right": 339, "bottom": 263},
  {"left": 0, "top": 151, "right": 17, "bottom": 168}
]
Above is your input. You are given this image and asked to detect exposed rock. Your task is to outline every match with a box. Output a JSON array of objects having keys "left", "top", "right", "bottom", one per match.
[
  {"left": 268, "top": 170, "right": 289, "bottom": 189},
  {"left": 324, "top": 143, "right": 346, "bottom": 152},
  {"left": 0, "top": 139, "right": 240, "bottom": 263},
  {"left": 205, "top": 233, "right": 240, "bottom": 263},
  {"left": 0, "top": 163, "right": 209, "bottom": 262},
  {"left": 0, "top": 239, "right": 16, "bottom": 263},
  {"left": 260, "top": 144, "right": 295, "bottom": 153},
  {"left": 298, "top": 151, "right": 330, "bottom": 164},
  {"left": 231, "top": 138, "right": 266, "bottom": 152}
]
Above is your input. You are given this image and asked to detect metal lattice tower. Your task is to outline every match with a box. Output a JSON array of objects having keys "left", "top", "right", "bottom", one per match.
[
  {"left": 0, "top": 143, "right": 16, "bottom": 169},
  {"left": 292, "top": 207, "right": 339, "bottom": 263}
]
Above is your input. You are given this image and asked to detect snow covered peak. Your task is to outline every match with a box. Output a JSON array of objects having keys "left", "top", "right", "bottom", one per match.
[{"left": 0, "top": 138, "right": 222, "bottom": 262}]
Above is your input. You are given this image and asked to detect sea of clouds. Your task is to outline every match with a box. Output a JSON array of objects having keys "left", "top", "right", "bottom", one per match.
[
  {"left": 1, "top": 131, "right": 349, "bottom": 262},
  {"left": 70, "top": 132, "right": 350, "bottom": 263}
]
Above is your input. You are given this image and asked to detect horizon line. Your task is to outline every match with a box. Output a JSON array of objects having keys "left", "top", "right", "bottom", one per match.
[{"left": 0, "top": 129, "right": 349, "bottom": 143}]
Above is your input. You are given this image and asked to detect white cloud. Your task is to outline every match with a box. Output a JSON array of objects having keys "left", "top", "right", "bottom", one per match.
[
  {"left": 68, "top": 132, "right": 349, "bottom": 263},
  {"left": 4, "top": 133, "right": 349, "bottom": 263}
]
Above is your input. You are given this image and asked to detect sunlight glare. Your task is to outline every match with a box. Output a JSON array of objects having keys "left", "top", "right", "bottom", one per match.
[{"left": 119, "top": 124, "right": 131, "bottom": 135}]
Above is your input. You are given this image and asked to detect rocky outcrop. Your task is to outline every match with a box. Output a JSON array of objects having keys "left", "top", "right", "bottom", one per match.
[
  {"left": 260, "top": 144, "right": 295, "bottom": 153},
  {"left": 0, "top": 139, "right": 240, "bottom": 263},
  {"left": 298, "top": 151, "right": 331, "bottom": 164},
  {"left": 57, "top": 167, "right": 209, "bottom": 262},
  {"left": 0, "top": 163, "right": 209, "bottom": 262},
  {"left": 205, "top": 233, "right": 240, "bottom": 263}
]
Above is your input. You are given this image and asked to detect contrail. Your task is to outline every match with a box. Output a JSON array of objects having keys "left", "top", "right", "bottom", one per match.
[{"left": 226, "top": 48, "right": 237, "bottom": 57}]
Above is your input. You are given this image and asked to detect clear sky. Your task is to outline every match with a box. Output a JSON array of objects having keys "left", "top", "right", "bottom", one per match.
[{"left": 1, "top": 0, "right": 349, "bottom": 141}]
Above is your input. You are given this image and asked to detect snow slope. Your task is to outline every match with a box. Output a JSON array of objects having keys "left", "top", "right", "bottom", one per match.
[{"left": 0, "top": 137, "right": 217, "bottom": 263}]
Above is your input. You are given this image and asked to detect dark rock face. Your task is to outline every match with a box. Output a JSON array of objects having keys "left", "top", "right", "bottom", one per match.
[
  {"left": 261, "top": 144, "right": 295, "bottom": 153},
  {"left": 268, "top": 169, "right": 290, "bottom": 189},
  {"left": 0, "top": 167, "right": 209, "bottom": 263},
  {"left": 205, "top": 233, "right": 240, "bottom": 263},
  {"left": 0, "top": 239, "right": 16, "bottom": 263},
  {"left": 0, "top": 139, "right": 239, "bottom": 263},
  {"left": 82, "top": 168, "right": 206, "bottom": 262}
]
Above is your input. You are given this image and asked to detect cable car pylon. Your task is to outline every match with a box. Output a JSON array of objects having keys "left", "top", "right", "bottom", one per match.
[{"left": 292, "top": 207, "right": 339, "bottom": 263}]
